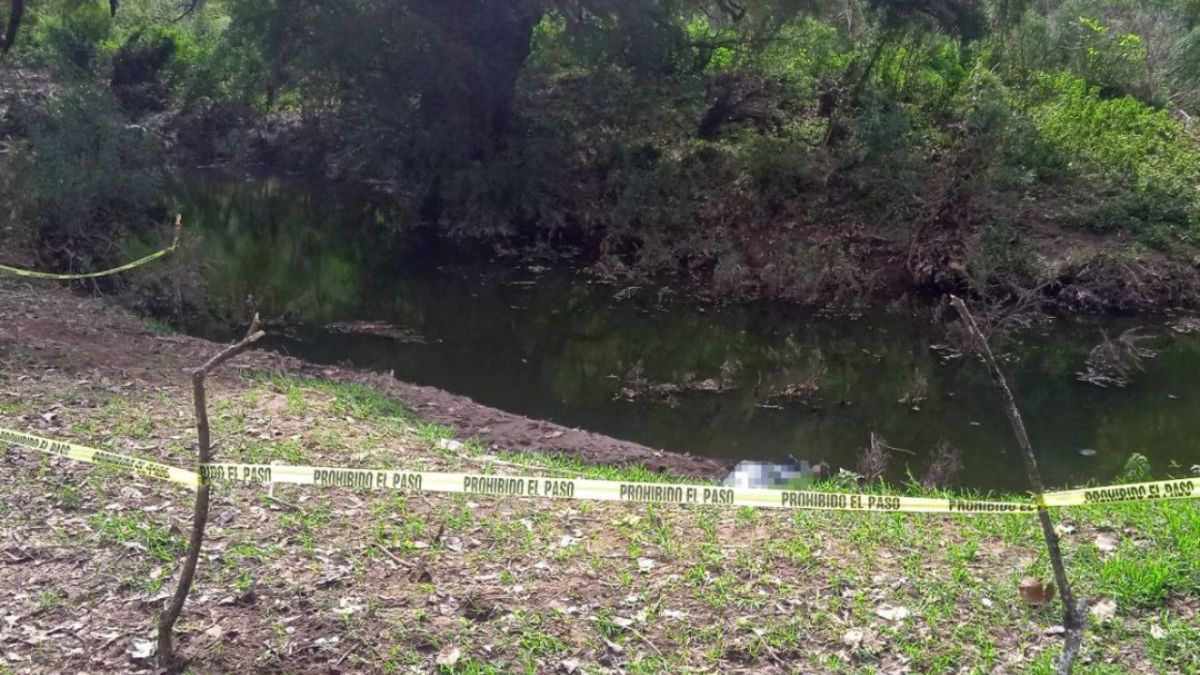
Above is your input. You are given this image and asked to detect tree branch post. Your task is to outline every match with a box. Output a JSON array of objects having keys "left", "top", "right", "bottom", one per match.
[
  {"left": 157, "top": 315, "right": 264, "bottom": 670},
  {"left": 949, "top": 296, "right": 1083, "bottom": 674}
]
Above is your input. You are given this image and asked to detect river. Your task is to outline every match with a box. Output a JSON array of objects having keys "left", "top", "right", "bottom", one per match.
[{"left": 140, "top": 172, "right": 1200, "bottom": 491}]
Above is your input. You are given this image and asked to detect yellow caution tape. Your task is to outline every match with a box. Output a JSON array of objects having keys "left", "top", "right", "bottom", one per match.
[
  {"left": 0, "top": 428, "right": 199, "bottom": 489},
  {"left": 0, "top": 217, "right": 181, "bottom": 280},
  {"left": 4, "top": 427, "right": 1198, "bottom": 513},
  {"left": 200, "top": 462, "right": 1038, "bottom": 514},
  {"left": 1041, "top": 478, "right": 1198, "bottom": 507}
]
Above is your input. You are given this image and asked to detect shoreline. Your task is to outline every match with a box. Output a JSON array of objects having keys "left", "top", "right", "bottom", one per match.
[{"left": 0, "top": 278, "right": 730, "bottom": 479}]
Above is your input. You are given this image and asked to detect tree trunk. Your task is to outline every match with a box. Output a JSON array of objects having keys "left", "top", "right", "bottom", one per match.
[{"left": 412, "top": 0, "right": 543, "bottom": 158}]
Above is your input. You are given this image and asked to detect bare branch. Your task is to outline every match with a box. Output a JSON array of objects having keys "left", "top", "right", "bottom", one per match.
[
  {"left": 950, "top": 295, "right": 1083, "bottom": 674},
  {"left": 157, "top": 316, "right": 264, "bottom": 670}
]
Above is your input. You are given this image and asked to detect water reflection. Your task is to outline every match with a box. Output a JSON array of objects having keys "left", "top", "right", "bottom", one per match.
[{"left": 154, "top": 172, "right": 1200, "bottom": 491}]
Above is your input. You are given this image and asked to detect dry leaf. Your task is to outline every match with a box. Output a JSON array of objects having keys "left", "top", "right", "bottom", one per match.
[
  {"left": 602, "top": 636, "right": 625, "bottom": 655},
  {"left": 611, "top": 616, "right": 634, "bottom": 629},
  {"left": 843, "top": 628, "right": 865, "bottom": 647},
  {"left": 1018, "top": 577, "right": 1055, "bottom": 606},
  {"left": 436, "top": 646, "right": 461, "bottom": 667},
  {"left": 874, "top": 604, "right": 909, "bottom": 621},
  {"left": 1089, "top": 598, "right": 1117, "bottom": 621},
  {"left": 1150, "top": 624, "right": 1167, "bottom": 640},
  {"left": 128, "top": 639, "right": 155, "bottom": 660}
]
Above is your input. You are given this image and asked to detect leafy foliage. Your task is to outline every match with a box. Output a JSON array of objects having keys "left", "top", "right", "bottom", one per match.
[
  {"left": 3, "top": 0, "right": 1199, "bottom": 288},
  {"left": 5, "top": 84, "right": 164, "bottom": 261}
]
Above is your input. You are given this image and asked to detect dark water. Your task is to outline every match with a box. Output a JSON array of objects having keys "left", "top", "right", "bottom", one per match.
[{"left": 149, "top": 173, "right": 1200, "bottom": 491}]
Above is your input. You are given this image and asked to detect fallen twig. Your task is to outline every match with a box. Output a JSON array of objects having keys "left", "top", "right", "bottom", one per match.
[{"left": 372, "top": 542, "right": 411, "bottom": 568}]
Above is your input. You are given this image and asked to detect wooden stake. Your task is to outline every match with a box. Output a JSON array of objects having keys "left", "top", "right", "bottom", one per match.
[{"left": 157, "top": 316, "right": 264, "bottom": 670}]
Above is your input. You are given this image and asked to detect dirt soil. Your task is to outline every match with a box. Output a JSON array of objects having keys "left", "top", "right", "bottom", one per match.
[{"left": 2, "top": 279, "right": 1198, "bottom": 674}]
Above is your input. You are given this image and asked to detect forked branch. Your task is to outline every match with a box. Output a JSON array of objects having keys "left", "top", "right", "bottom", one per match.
[{"left": 157, "top": 315, "right": 264, "bottom": 670}]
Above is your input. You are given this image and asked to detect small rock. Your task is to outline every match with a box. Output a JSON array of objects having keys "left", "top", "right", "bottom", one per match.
[
  {"left": 437, "top": 438, "right": 464, "bottom": 452},
  {"left": 636, "top": 557, "right": 655, "bottom": 573},
  {"left": 1044, "top": 625, "right": 1066, "bottom": 636},
  {"left": 335, "top": 597, "right": 364, "bottom": 616}
]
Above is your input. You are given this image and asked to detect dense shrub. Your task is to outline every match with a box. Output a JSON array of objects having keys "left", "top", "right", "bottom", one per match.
[
  {"left": 1033, "top": 73, "right": 1200, "bottom": 238},
  {"left": 27, "top": 2, "right": 113, "bottom": 78},
  {"left": 9, "top": 85, "right": 164, "bottom": 257},
  {"left": 111, "top": 29, "right": 177, "bottom": 114}
]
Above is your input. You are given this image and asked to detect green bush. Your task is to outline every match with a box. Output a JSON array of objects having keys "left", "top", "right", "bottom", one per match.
[
  {"left": 835, "top": 92, "right": 923, "bottom": 221},
  {"left": 1034, "top": 73, "right": 1200, "bottom": 196},
  {"left": 11, "top": 85, "right": 164, "bottom": 256},
  {"left": 1119, "top": 452, "right": 1153, "bottom": 483},
  {"left": 110, "top": 29, "right": 178, "bottom": 113},
  {"left": 750, "top": 19, "right": 850, "bottom": 96},
  {"left": 955, "top": 67, "right": 1066, "bottom": 193},
  {"left": 733, "top": 123, "right": 824, "bottom": 213},
  {"left": 1060, "top": 13, "right": 1149, "bottom": 99},
  {"left": 965, "top": 221, "right": 1048, "bottom": 290},
  {"left": 28, "top": 2, "right": 113, "bottom": 78},
  {"left": 1033, "top": 73, "right": 1200, "bottom": 238}
]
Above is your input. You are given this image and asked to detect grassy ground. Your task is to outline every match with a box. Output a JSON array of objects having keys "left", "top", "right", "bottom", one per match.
[{"left": 2, "top": 363, "right": 1199, "bottom": 674}]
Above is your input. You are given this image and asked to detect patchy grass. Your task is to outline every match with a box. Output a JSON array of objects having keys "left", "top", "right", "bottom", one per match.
[
  {"left": 139, "top": 317, "right": 175, "bottom": 336},
  {"left": 1, "top": 371, "right": 1198, "bottom": 673}
]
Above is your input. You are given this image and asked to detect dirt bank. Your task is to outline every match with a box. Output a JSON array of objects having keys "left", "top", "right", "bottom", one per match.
[{"left": 0, "top": 280, "right": 729, "bottom": 479}]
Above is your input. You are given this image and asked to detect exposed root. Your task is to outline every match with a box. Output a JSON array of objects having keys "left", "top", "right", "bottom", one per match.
[
  {"left": 1076, "top": 328, "right": 1156, "bottom": 388},
  {"left": 921, "top": 440, "right": 964, "bottom": 489},
  {"left": 856, "top": 432, "right": 891, "bottom": 483}
]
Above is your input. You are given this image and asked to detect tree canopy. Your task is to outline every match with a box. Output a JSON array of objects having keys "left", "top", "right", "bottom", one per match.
[{"left": 2, "top": 0, "right": 1199, "bottom": 302}]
